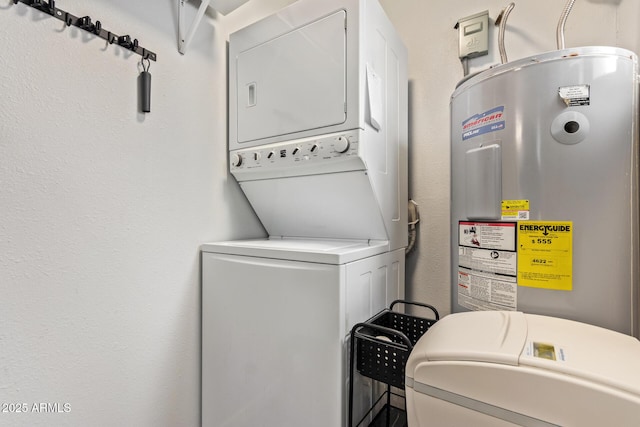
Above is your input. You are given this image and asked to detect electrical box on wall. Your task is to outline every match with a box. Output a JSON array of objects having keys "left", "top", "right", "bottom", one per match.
[{"left": 455, "top": 11, "right": 489, "bottom": 59}]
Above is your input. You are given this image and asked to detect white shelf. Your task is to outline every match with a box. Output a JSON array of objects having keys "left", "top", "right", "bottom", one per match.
[{"left": 178, "top": 0, "right": 249, "bottom": 54}]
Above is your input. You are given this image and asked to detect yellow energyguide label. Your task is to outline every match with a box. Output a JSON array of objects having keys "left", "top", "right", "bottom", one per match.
[
  {"left": 517, "top": 221, "right": 572, "bottom": 290},
  {"left": 502, "top": 200, "right": 530, "bottom": 220}
]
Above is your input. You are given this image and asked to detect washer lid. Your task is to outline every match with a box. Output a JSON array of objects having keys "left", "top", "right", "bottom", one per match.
[{"left": 201, "top": 238, "right": 390, "bottom": 264}]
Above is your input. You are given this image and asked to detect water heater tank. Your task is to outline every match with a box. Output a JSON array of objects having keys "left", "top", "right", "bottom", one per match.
[{"left": 450, "top": 46, "right": 639, "bottom": 336}]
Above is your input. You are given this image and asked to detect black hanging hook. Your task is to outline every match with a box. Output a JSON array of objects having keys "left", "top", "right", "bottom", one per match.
[
  {"left": 94, "top": 20, "right": 101, "bottom": 35},
  {"left": 31, "top": 0, "right": 55, "bottom": 15},
  {"left": 141, "top": 57, "right": 150, "bottom": 73},
  {"left": 78, "top": 16, "right": 95, "bottom": 32},
  {"left": 117, "top": 35, "right": 132, "bottom": 49}
]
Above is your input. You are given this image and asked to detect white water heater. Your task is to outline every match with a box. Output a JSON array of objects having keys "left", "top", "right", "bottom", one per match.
[{"left": 450, "top": 46, "right": 639, "bottom": 336}]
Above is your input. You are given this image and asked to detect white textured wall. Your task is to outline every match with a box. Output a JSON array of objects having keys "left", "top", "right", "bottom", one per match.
[
  {"left": 0, "top": 0, "right": 266, "bottom": 426},
  {"left": 380, "top": 0, "right": 639, "bottom": 319}
]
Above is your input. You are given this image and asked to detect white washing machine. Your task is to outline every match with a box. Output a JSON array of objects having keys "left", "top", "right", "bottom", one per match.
[
  {"left": 202, "top": 239, "right": 404, "bottom": 426},
  {"left": 202, "top": 0, "right": 408, "bottom": 426}
]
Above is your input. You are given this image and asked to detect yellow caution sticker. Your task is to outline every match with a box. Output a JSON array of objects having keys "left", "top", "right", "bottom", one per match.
[
  {"left": 502, "top": 200, "right": 529, "bottom": 220},
  {"left": 517, "top": 221, "right": 572, "bottom": 291}
]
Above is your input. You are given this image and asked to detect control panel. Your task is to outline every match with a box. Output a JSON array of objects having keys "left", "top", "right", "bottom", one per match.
[
  {"left": 230, "top": 131, "right": 360, "bottom": 172},
  {"left": 455, "top": 10, "right": 489, "bottom": 59}
]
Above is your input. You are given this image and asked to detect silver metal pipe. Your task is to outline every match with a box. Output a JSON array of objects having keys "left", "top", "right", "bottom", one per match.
[
  {"left": 496, "top": 3, "right": 515, "bottom": 64},
  {"left": 557, "top": 0, "right": 576, "bottom": 50}
]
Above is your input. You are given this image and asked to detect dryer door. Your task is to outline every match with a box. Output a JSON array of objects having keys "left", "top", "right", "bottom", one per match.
[{"left": 234, "top": 10, "right": 347, "bottom": 144}]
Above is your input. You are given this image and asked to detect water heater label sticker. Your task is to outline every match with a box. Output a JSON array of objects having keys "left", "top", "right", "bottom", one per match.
[
  {"left": 517, "top": 221, "right": 573, "bottom": 290},
  {"left": 458, "top": 221, "right": 518, "bottom": 311},
  {"left": 462, "top": 106, "right": 505, "bottom": 140},
  {"left": 458, "top": 268, "right": 517, "bottom": 311},
  {"left": 502, "top": 199, "right": 529, "bottom": 220},
  {"left": 459, "top": 246, "right": 517, "bottom": 276},
  {"left": 459, "top": 221, "right": 516, "bottom": 250},
  {"left": 558, "top": 85, "right": 590, "bottom": 106}
]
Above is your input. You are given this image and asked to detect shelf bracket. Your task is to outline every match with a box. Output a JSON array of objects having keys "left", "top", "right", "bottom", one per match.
[
  {"left": 178, "top": 0, "right": 211, "bottom": 55},
  {"left": 177, "top": 0, "right": 250, "bottom": 54}
]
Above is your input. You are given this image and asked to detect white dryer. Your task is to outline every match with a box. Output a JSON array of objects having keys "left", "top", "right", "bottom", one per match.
[{"left": 227, "top": 0, "right": 408, "bottom": 249}]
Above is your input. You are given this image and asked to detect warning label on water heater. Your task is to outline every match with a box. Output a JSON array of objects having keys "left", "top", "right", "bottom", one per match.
[
  {"left": 458, "top": 221, "right": 518, "bottom": 311},
  {"left": 558, "top": 85, "right": 590, "bottom": 107},
  {"left": 462, "top": 106, "right": 505, "bottom": 141}
]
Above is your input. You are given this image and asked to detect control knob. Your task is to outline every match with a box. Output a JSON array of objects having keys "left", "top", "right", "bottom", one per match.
[
  {"left": 231, "top": 153, "right": 243, "bottom": 167},
  {"left": 335, "top": 136, "right": 350, "bottom": 153}
]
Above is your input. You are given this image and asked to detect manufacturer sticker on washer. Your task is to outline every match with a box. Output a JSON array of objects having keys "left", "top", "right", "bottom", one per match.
[
  {"left": 517, "top": 221, "right": 573, "bottom": 290},
  {"left": 462, "top": 106, "right": 505, "bottom": 141},
  {"left": 558, "top": 85, "right": 590, "bottom": 106}
]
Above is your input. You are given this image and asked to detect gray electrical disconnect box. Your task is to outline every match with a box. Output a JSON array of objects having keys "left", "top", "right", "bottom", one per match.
[{"left": 455, "top": 11, "right": 489, "bottom": 59}]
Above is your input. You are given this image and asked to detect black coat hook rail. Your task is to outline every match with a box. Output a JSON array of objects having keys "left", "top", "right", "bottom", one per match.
[{"left": 12, "top": 0, "right": 157, "bottom": 61}]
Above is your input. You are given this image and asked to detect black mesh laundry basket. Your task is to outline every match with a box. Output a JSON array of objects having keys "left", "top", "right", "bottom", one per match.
[
  {"left": 353, "top": 300, "right": 439, "bottom": 388},
  {"left": 348, "top": 300, "right": 439, "bottom": 427}
]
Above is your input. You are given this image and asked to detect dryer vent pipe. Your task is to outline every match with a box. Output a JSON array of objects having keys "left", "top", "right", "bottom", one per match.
[
  {"left": 406, "top": 200, "right": 420, "bottom": 255},
  {"left": 557, "top": 0, "right": 576, "bottom": 50}
]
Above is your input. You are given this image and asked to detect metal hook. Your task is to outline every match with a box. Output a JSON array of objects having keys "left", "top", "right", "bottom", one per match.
[
  {"left": 141, "top": 57, "right": 151, "bottom": 73},
  {"left": 30, "top": 0, "right": 54, "bottom": 15},
  {"left": 94, "top": 20, "right": 101, "bottom": 35},
  {"left": 117, "top": 35, "right": 132, "bottom": 48},
  {"left": 78, "top": 16, "right": 94, "bottom": 32}
]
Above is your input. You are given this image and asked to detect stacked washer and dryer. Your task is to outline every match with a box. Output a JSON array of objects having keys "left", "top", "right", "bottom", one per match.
[{"left": 201, "top": 0, "right": 408, "bottom": 426}]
